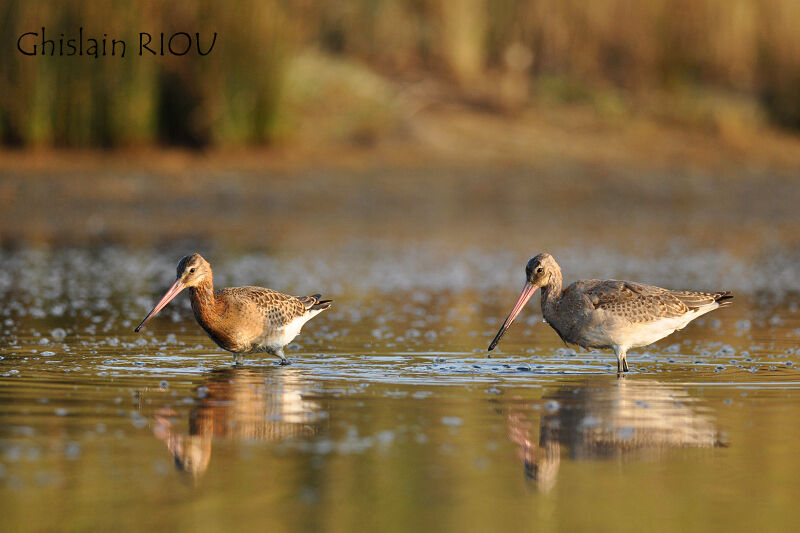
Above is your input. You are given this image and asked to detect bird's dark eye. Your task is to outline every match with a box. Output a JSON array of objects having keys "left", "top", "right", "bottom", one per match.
[
  {"left": 535, "top": 267, "right": 543, "bottom": 274},
  {"left": 189, "top": 267, "right": 196, "bottom": 274}
]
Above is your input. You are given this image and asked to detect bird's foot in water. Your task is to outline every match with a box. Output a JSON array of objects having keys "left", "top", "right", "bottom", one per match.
[{"left": 275, "top": 348, "right": 291, "bottom": 366}]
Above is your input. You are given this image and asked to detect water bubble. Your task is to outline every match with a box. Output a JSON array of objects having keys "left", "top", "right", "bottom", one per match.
[
  {"left": 580, "top": 416, "right": 600, "bottom": 427},
  {"left": 618, "top": 427, "right": 634, "bottom": 440},
  {"left": 376, "top": 430, "right": 395, "bottom": 445},
  {"left": 441, "top": 416, "right": 462, "bottom": 427},
  {"left": 715, "top": 345, "right": 736, "bottom": 357},
  {"left": 50, "top": 328, "right": 66, "bottom": 341},
  {"left": 131, "top": 413, "right": 147, "bottom": 428},
  {"left": 64, "top": 442, "right": 81, "bottom": 460},
  {"left": 4, "top": 445, "right": 22, "bottom": 462}
]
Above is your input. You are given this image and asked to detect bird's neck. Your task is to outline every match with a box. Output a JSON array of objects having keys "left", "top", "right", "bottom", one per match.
[
  {"left": 190, "top": 278, "right": 220, "bottom": 327},
  {"left": 540, "top": 270, "right": 563, "bottom": 316}
]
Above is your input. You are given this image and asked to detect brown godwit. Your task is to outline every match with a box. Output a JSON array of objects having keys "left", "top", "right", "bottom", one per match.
[
  {"left": 148, "top": 367, "right": 320, "bottom": 479},
  {"left": 488, "top": 253, "right": 732, "bottom": 372},
  {"left": 135, "top": 253, "right": 332, "bottom": 365}
]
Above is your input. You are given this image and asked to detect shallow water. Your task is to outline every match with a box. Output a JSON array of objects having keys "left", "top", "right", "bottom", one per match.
[
  {"left": 3, "top": 162, "right": 800, "bottom": 531},
  {"left": 1, "top": 244, "right": 800, "bottom": 532}
]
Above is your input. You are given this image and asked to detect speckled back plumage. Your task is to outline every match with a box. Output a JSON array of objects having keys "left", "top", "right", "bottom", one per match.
[
  {"left": 576, "top": 280, "right": 732, "bottom": 323},
  {"left": 220, "top": 287, "right": 307, "bottom": 324},
  {"left": 196, "top": 286, "right": 331, "bottom": 355}
]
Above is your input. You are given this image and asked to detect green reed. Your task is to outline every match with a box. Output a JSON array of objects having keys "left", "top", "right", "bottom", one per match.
[{"left": 1, "top": 0, "right": 798, "bottom": 147}]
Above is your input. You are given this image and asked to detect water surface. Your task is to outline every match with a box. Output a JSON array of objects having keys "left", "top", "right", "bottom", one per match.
[
  {"left": 1, "top": 246, "right": 800, "bottom": 532},
  {"left": 2, "top": 165, "right": 800, "bottom": 531}
]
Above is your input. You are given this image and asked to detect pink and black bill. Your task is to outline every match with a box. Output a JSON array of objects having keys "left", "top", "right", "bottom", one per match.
[
  {"left": 134, "top": 278, "right": 187, "bottom": 332},
  {"left": 488, "top": 281, "right": 537, "bottom": 351}
]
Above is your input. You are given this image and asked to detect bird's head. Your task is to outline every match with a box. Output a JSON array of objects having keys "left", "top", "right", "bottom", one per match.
[
  {"left": 176, "top": 253, "right": 212, "bottom": 288},
  {"left": 134, "top": 253, "right": 211, "bottom": 332},
  {"left": 525, "top": 253, "right": 558, "bottom": 288},
  {"left": 488, "top": 252, "right": 559, "bottom": 352}
]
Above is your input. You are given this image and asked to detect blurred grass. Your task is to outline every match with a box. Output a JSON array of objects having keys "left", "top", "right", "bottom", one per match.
[{"left": 1, "top": 0, "right": 799, "bottom": 147}]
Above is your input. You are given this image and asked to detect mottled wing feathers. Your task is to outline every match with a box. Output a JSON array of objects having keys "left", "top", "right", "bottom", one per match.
[
  {"left": 675, "top": 290, "right": 733, "bottom": 309},
  {"left": 217, "top": 287, "right": 332, "bottom": 327},
  {"left": 582, "top": 280, "right": 730, "bottom": 323},
  {"left": 218, "top": 286, "right": 306, "bottom": 324}
]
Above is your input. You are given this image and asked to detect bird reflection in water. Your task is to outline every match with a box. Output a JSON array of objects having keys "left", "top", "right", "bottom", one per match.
[
  {"left": 146, "top": 367, "right": 323, "bottom": 479},
  {"left": 503, "top": 377, "right": 727, "bottom": 492}
]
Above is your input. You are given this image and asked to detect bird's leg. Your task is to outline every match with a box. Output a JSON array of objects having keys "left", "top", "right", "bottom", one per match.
[
  {"left": 614, "top": 346, "right": 629, "bottom": 374},
  {"left": 233, "top": 352, "right": 242, "bottom": 366},
  {"left": 275, "top": 347, "right": 290, "bottom": 366}
]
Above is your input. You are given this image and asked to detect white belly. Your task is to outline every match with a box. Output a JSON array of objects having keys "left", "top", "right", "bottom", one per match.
[
  {"left": 280, "top": 315, "right": 308, "bottom": 346},
  {"left": 611, "top": 310, "right": 709, "bottom": 348}
]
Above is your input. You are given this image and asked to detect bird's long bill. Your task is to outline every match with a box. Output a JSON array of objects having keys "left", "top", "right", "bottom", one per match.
[
  {"left": 488, "top": 282, "right": 538, "bottom": 351},
  {"left": 134, "top": 279, "right": 186, "bottom": 332}
]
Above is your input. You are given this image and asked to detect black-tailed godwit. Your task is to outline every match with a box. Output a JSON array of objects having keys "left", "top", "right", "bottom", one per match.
[
  {"left": 488, "top": 253, "right": 732, "bottom": 372},
  {"left": 135, "top": 254, "right": 331, "bottom": 364}
]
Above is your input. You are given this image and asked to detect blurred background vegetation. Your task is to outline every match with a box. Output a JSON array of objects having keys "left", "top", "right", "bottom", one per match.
[{"left": 1, "top": 0, "right": 799, "bottom": 148}]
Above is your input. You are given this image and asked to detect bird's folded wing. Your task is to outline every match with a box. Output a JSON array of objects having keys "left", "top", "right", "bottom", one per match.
[
  {"left": 585, "top": 280, "right": 691, "bottom": 322},
  {"left": 220, "top": 286, "right": 307, "bottom": 321}
]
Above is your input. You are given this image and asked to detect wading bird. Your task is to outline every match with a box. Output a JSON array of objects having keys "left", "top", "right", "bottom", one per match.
[
  {"left": 135, "top": 254, "right": 331, "bottom": 365},
  {"left": 488, "top": 253, "right": 732, "bottom": 373}
]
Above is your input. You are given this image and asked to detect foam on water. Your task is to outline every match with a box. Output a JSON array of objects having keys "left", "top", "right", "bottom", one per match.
[{"left": 1, "top": 244, "right": 799, "bottom": 322}]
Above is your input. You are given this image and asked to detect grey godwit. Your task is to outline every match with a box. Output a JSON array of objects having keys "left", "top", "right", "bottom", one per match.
[
  {"left": 488, "top": 253, "right": 732, "bottom": 372},
  {"left": 505, "top": 378, "right": 724, "bottom": 491},
  {"left": 135, "top": 253, "right": 332, "bottom": 364}
]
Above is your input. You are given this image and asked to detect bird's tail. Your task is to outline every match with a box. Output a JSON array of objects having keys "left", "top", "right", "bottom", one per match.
[
  {"left": 311, "top": 299, "right": 333, "bottom": 311},
  {"left": 714, "top": 291, "right": 734, "bottom": 307},
  {"left": 299, "top": 293, "right": 333, "bottom": 312}
]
